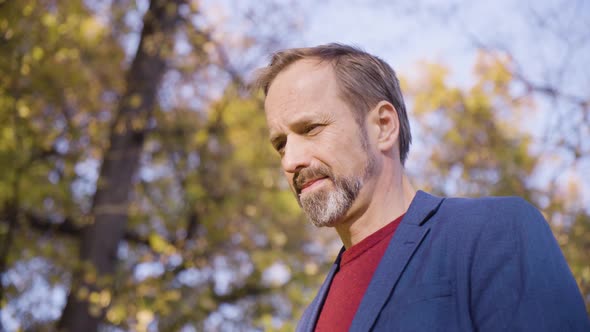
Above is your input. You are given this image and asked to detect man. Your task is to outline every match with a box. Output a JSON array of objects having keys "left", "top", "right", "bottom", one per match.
[{"left": 255, "top": 44, "right": 589, "bottom": 331}]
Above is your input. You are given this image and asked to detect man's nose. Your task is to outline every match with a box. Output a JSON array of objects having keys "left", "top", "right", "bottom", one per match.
[{"left": 281, "top": 138, "right": 311, "bottom": 173}]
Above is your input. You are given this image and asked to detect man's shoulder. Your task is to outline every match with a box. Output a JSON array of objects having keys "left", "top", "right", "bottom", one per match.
[
  {"left": 440, "top": 194, "right": 534, "bottom": 213},
  {"left": 419, "top": 193, "right": 554, "bottom": 261},
  {"left": 428, "top": 193, "right": 546, "bottom": 230}
]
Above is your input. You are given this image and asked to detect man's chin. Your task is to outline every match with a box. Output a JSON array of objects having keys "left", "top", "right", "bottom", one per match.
[
  {"left": 306, "top": 215, "right": 341, "bottom": 228},
  {"left": 301, "top": 202, "right": 346, "bottom": 228},
  {"left": 297, "top": 180, "right": 357, "bottom": 228}
]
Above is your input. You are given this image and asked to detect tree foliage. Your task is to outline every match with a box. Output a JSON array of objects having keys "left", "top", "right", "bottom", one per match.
[{"left": 0, "top": 0, "right": 324, "bottom": 331}]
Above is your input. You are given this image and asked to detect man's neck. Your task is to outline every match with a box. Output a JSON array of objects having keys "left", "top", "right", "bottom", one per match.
[{"left": 335, "top": 167, "right": 416, "bottom": 249}]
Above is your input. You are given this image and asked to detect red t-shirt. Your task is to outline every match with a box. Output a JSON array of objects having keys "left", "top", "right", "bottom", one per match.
[{"left": 314, "top": 214, "right": 404, "bottom": 332}]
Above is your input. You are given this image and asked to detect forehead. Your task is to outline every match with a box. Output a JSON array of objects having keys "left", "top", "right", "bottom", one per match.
[
  {"left": 264, "top": 59, "right": 342, "bottom": 127},
  {"left": 266, "top": 59, "right": 336, "bottom": 102}
]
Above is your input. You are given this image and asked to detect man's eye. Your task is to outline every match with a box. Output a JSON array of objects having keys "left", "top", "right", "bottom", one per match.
[
  {"left": 275, "top": 142, "right": 285, "bottom": 153},
  {"left": 304, "top": 124, "right": 323, "bottom": 135}
]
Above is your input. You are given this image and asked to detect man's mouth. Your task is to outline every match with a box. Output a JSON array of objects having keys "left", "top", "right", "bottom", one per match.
[{"left": 299, "top": 176, "right": 329, "bottom": 193}]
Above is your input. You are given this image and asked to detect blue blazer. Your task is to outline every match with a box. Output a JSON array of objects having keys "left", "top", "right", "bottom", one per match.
[{"left": 297, "top": 191, "right": 589, "bottom": 331}]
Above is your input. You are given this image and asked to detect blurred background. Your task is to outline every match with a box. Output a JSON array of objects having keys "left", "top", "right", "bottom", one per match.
[{"left": 0, "top": 0, "right": 588, "bottom": 330}]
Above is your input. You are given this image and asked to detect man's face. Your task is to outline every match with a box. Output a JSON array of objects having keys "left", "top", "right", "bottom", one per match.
[{"left": 264, "top": 59, "right": 379, "bottom": 227}]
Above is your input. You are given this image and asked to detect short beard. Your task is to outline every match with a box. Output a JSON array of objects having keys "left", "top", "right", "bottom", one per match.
[
  {"left": 294, "top": 137, "right": 378, "bottom": 227},
  {"left": 299, "top": 174, "right": 363, "bottom": 227}
]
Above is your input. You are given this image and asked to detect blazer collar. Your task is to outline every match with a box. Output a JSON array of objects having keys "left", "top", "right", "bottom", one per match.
[
  {"left": 349, "top": 190, "right": 445, "bottom": 331},
  {"left": 401, "top": 190, "right": 445, "bottom": 226}
]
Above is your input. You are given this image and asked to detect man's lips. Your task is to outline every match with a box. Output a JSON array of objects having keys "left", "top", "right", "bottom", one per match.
[{"left": 299, "top": 176, "right": 328, "bottom": 192}]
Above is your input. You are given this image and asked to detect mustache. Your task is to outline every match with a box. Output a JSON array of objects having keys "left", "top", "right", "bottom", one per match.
[{"left": 293, "top": 166, "right": 332, "bottom": 194}]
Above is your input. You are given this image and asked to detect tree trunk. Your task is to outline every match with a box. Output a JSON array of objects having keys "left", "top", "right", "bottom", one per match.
[{"left": 58, "top": 1, "right": 184, "bottom": 330}]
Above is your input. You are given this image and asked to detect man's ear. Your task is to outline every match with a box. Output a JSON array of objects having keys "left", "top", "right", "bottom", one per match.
[{"left": 367, "top": 101, "right": 399, "bottom": 153}]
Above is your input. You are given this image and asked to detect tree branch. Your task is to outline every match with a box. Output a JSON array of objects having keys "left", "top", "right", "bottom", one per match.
[{"left": 0, "top": 210, "right": 151, "bottom": 247}]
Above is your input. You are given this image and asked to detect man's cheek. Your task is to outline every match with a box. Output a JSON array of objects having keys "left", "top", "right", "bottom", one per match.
[{"left": 285, "top": 175, "right": 297, "bottom": 192}]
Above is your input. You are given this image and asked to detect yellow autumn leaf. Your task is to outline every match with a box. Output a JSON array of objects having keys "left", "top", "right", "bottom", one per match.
[{"left": 148, "top": 233, "right": 175, "bottom": 255}]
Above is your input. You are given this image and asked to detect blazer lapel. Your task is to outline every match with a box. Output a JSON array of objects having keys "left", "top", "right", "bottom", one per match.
[
  {"left": 298, "top": 248, "right": 345, "bottom": 332},
  {"left": 349, "top": 190, "right": 445, "bottom": 331}
]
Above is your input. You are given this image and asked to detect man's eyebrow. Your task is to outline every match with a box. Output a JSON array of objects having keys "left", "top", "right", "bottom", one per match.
[
  {"left": 287, "top": 115, "right": 324, "bottom": 131},
  {"left": 268, "top": 113, "right": 331, "bottom": 148}
]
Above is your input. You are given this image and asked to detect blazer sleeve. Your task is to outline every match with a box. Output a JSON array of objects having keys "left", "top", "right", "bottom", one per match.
[{"left": 469, "top": 197, "right": 589, "bottom": 331}]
